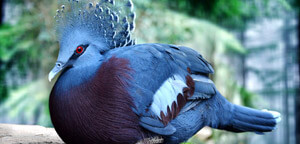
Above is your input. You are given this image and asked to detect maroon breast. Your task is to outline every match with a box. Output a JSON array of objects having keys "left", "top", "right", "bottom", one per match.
[{"left": 49, "top": 57, "right": 147, "bottom": 144}]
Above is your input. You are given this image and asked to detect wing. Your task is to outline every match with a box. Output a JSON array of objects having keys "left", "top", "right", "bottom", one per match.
[{"left": 106, "top": 43, "right": 216, "bottom": 135}]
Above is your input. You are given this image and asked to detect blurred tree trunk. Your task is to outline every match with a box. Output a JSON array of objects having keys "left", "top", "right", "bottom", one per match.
[
  {"left": 296, "top": 12, "right": 300, "bottom": 144},
  {"left": 238, "top": 19, "right": 247, "bottom": 89},
  {"left": 0, "top": 0, "right": 3, "bottom": 24},
  {"left": 0, "top": 0, "right": 6, "bottom": 101},
  {"left": 283, "top": 17, "right": 291, "bottom": 144},
  {"left": 238, "top": 17, "right": 249, "bottom": 89},
  {"left": 240, "top": 27, "right": 247, "bottom": 88}
]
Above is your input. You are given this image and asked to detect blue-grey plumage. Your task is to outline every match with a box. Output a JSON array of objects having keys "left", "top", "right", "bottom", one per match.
[
  {"left": 49, "top": 0, "right": 281, "bottom": 144},
  {"left": 104, "top": 44, "right": 281, "bottom": 142}
]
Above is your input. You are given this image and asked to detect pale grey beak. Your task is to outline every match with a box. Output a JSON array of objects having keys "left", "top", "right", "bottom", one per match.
[{"left": 48, "top": 62, "right": 64, "bottom": 82}]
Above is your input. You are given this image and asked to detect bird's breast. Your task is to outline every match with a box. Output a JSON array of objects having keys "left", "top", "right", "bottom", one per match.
[{"left": 49, "top": 56, "right": 146, "bottom": 144}]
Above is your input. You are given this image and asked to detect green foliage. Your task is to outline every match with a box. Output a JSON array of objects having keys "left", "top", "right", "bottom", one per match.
[
  {"left": 156, "top": 0, "right": 291, "bottom": 29},
  {"left": 0, "top": 0, "right": 57, "bottom": 126},
  {"left": 0, "top": 80, "right": 52, "bottom": 126},
  {"left": 134, "top": 0, "right": 246, "bottom": 55},
  {"left": 0, "top": 66, "right": 8, "bottom": 101},
  {"left": 239, "top": 87, "right": 257, "bottom": 108}
]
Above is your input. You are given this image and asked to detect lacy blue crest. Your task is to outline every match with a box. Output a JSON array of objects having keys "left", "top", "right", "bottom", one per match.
[{"left": 55, "top": 0, "right": 136, "bottom": 49}]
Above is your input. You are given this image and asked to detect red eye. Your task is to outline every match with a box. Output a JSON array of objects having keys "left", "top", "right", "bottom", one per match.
[{"left": 76, "top": 46, "right": 84, "bottom": 54}]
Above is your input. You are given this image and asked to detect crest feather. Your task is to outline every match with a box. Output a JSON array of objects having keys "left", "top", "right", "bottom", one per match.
[{"left": 55, "top": 0, "right": 136, "bottom": 48}]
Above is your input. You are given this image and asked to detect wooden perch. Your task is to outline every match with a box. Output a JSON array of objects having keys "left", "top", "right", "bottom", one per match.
[
  {"left": 0, "top": 124, "right": 164, "bottom": 144},
  {"left": 0, "top": 124, "right": 64, "bottom": 144}
]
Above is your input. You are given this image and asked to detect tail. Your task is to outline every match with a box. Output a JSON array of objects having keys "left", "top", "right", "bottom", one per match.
[
  {"left": 209, "top": 92, "right": 281, "bottom": 134},
  {"left": 224, "top": 105, "right": 281, "bottom": 134}
]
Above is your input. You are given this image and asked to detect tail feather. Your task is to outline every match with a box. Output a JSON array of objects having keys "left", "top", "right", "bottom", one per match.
[
  {"left": 226, "top": 105, "right": 281, "bottom": 133},
  {"left": 206, "top": 91, "right": 280, "bottom": 134}
]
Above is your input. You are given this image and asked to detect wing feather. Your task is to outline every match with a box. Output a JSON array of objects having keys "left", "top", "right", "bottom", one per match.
[{"left": 107, "top": 43, "right": 216, "bottom": 135}]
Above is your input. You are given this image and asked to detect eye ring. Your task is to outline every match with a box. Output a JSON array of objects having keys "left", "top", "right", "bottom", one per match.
[{"left": 76, "top": 46, "right": 84, "bottom": 54}]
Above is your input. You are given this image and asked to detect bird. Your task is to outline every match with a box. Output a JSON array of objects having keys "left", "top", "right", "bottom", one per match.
[{"left": 48, "top": 0, "right": 281, "bottom": 144}]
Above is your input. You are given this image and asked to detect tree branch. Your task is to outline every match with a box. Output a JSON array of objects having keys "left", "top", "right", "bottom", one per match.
[{"left": 0, "top": 124, "right": 64, "bottom": 144}]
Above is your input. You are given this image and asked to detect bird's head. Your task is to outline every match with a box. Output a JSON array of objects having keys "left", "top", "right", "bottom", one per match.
[
  {"left": 48, "top": 0, "right": 136, "bottom": 82},
  {"left": 48, "top": 29, "right": 108, "bottom": 82}
]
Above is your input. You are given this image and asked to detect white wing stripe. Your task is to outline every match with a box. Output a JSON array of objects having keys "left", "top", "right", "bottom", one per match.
[
  {"left": 150, "top": 75, "right": 187, "bottom": 118},
  {"left": 191, "top": 74, "right": 213, "bottom": 83}
]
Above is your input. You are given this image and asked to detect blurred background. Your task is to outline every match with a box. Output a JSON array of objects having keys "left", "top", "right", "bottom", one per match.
[{"left": 0, "top": 0, "right": 299, "bottom": 144}]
